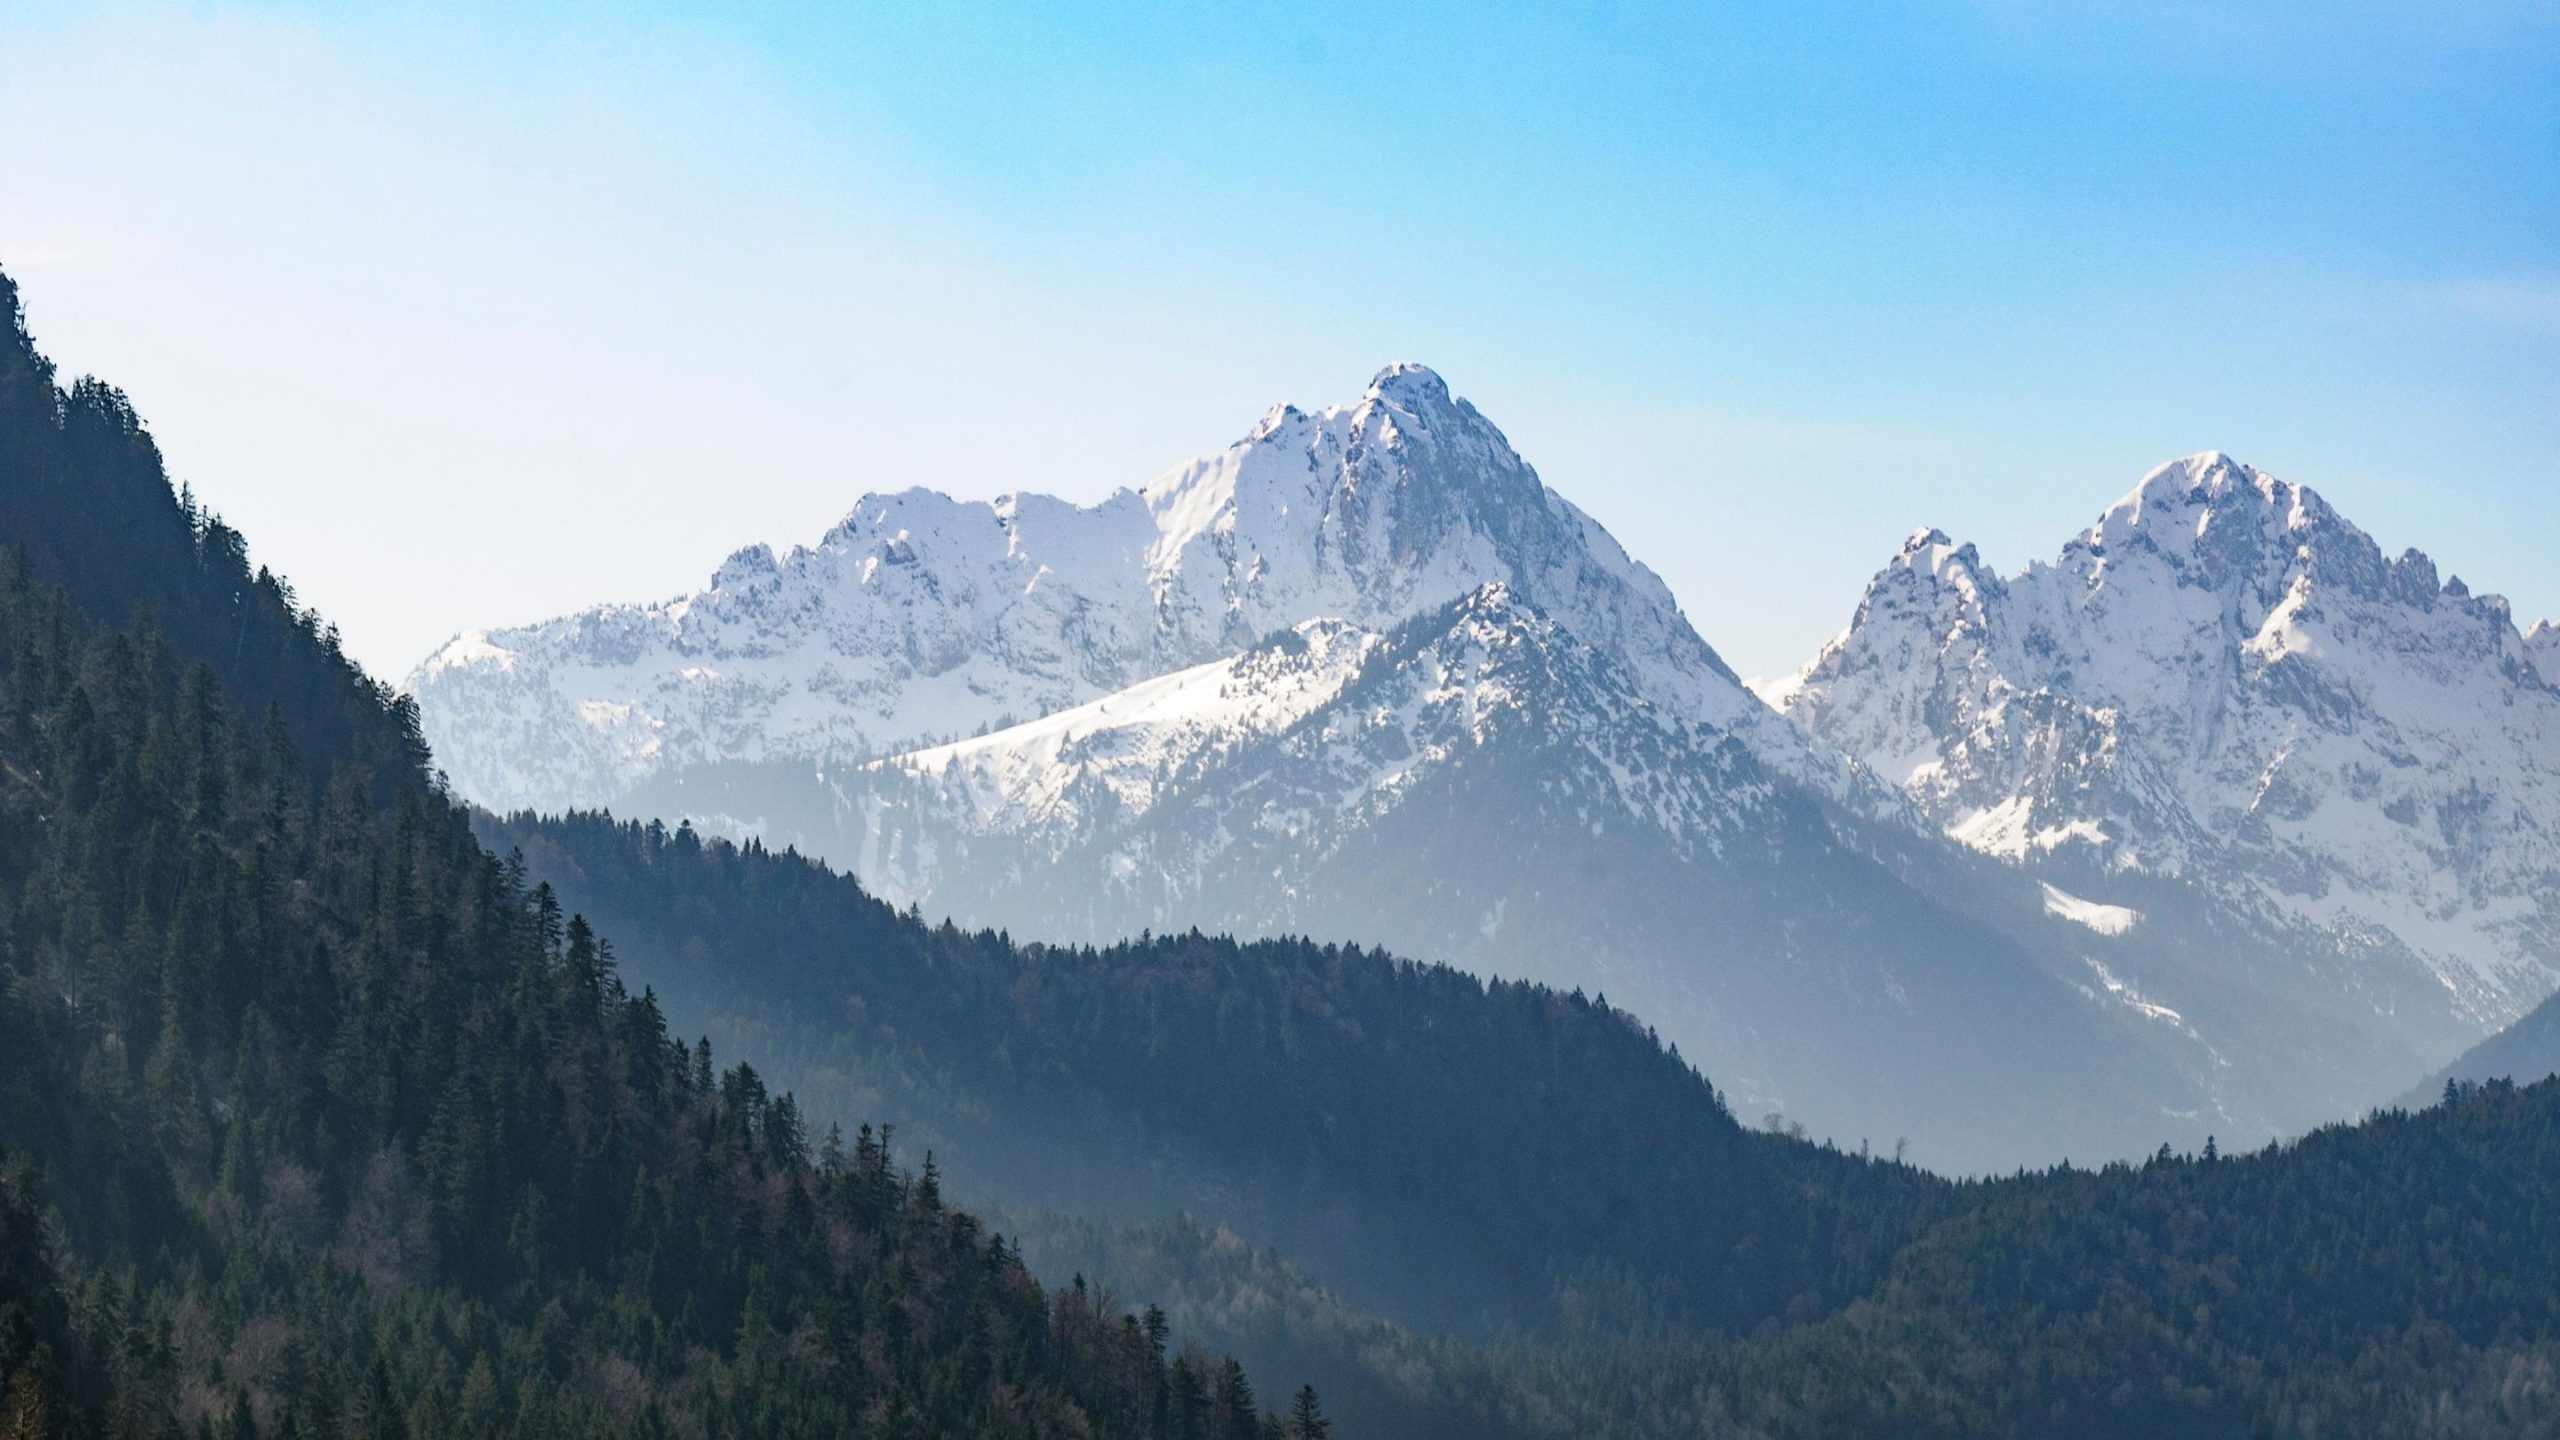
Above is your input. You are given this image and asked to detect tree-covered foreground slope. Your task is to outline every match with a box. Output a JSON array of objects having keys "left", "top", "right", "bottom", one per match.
[{"left": 0, "top": 268, "right": 1322, "bottom": 1439}]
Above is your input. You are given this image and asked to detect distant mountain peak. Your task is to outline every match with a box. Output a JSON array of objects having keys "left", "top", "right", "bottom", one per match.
[
  {"left": 1364, "top": 359, "right": 1452, "bottom": 404},
  {"left": 2086, "top": 450, "right": 2331, "bottom": 556},
  {"left": 711, "top": 541, "right": 780, "bottom": 592},
  {"left": 410, "top": 363, "right": 1760, "bottom": 813},
  {"left": 1773, "top": 449, "right": 2560, "bottom": 1035}
]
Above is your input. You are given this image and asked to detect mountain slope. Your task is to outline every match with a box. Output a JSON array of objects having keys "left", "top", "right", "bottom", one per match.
[
  {"left": 477, "top": 795, "right": 2560, "bottom": 1440},
  {"left": 486, "top": 801, "right": 2560, "bottom": 1440},
  {"left": 1764, "top": 453, "right": 2560, "bottom": 1073},
  {"left": 2403, "top": 986, "right": 2560, "bottom": 1108},
  {"left": 478, "top": 803, "right": 1953, "bottom": 1345}
]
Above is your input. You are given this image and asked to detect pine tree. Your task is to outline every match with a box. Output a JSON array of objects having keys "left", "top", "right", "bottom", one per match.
[{"left": 1285, "top": 1384, "right": 1331, "bottom": 1440}]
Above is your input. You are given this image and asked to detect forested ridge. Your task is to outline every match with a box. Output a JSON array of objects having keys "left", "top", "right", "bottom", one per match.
[
  {"left": 487, "top": 808, "right": 1944, "bottom": 1340},
  {"left": 10, "top": 261, "right": 2560, "bottom": 1439},
  {"left": 494, "top": 808, "right": 2560, "bottom": 1439},
  {"left": 0, "top": 267, "right": 1328, "bottom": 1439}
]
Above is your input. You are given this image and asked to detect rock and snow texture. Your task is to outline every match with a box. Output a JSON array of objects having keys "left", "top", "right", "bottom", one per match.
[
  {"left": 411, "top": 363, "right": 1834, "bottom": 816},
  {"left": 1764, "top": 452, "right": 2560, "bottom": 1036},
  {"left": 2527, "top": 621, "right": 2560, "bottom": 687},
  {"left": 2042, "top": 883, "right": 2140, "bottom": 937},
  {"left": 847, "top": 584, "right": 1782, "bottom": 913}
]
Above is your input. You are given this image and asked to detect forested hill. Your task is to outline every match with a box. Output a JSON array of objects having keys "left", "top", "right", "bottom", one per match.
[
  {"left": 488, "top": 807, "right": 2560, "bottom": 1438},
  {"left": 482, "top": 807, "right": 1946, "bottom": 1341},
  {"left": 0, "top": 271, "right": 428, "bottom": 803},
  {"left": 0, "top": 267, "right": 1325, "bottom": 1438}
]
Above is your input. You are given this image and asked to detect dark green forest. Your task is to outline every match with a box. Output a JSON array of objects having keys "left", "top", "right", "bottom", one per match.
[
  {"left": 485, "top": 807, "right": 1944, "bottom": 1340},
  {"left": 0, "top": 268, "right": 1325, "bottom": 1439},
  {"left": 489, "top": 810, "right": 2560, "bottom": 1440},
  {"left": 9, "top": 262, "right": 2560, "bottom": 1439}
]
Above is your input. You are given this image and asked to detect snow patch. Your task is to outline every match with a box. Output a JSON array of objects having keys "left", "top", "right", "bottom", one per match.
[{"left": 2042, "top": 882, "right": 2140, "bottom": 937}]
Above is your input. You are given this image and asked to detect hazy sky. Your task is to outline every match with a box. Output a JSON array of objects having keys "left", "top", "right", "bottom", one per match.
[{"left": 5, "top": 1, "right": 2556, "bottom": 683}]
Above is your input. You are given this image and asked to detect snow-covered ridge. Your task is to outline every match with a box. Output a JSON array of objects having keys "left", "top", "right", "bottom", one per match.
[
  {"left": 2042, "top": 882, "right": 2139, "bottom": 937},
  {"left": 1766, "top": 450, "right": 2560, "bottom": 1029},
  {"left": 873, "top": 616, "right": 1387, "bottom": 838},
  {"left": 851, "top": 583, "right": 1774, "bottom": 887},
  {"left": 410, "top": 363, "right": 1796, "bottom": 816},
  {"left": 2527, "top": 619, "right": 2560, "bottom": 688}
]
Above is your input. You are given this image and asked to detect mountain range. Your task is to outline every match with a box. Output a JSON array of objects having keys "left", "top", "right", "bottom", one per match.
[
  {"left": 19, "top": 261, "right": 2560, "bottom": 1439},
  {"left": 411, "top": 369, "right": 2560, "bottom": 1171}
]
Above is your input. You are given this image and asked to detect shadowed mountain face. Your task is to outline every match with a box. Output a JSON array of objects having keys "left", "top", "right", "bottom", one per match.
[{"left": 681, "top": 585, "right": 2217, "bottom": 1173}]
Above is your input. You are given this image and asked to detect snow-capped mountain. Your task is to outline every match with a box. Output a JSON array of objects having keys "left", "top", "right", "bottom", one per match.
[
  {"left": 1763, "top": 452, "right": 2560, "bottom": 1055},
  {"left": 413, "top": 378, "right": 2469, "bottom": 1170},
  {"left": 413, "top": 364, "right": 1827, "bottom": 815}
]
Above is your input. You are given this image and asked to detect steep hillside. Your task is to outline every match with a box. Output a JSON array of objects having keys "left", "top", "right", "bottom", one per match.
[
  {"left": 0, "top": 266, "right": 1312, "bottom": 1440},
  {"left": 2403, "top": 987, "right": 2560, "bottom": 1108}
]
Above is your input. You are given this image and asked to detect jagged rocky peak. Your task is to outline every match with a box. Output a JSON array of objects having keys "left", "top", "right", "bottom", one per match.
[
  {"left": 1140, "top": 359, "right": 1553, "bottom": 584},
  {"left": 1771, "top": 448, "right": 2560, "bottom": 1030},
  {"left": 2071, "top": 450, "right": 2470, "bottom": 612},
  {"left": 1752, "top": 526, "right": 1999, "bottom": 720},
  {"left": 2527, "top": 620, "right": 2560, "bottom": 686},
  {"left": 1882, "top": 526, "right": 2000, "bottom": 608},
  {"left": 1366, "top": 357, "right": 1450, "bottom": 398},
  {"left": 710, "top": 541, "right": 780, "bottom": 592}
]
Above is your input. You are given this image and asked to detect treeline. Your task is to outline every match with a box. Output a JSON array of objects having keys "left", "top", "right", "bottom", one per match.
[{"left": 0, "top": 267, "right": 1325, "bottom": 1439}]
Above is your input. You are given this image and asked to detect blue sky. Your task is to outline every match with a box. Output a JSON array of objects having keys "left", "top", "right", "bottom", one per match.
[{"left": 4, "top": 1, "right": 2555, "bottom": 680}]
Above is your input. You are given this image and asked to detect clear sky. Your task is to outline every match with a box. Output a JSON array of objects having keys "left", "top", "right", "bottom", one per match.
[{"left": 4, "top": 1, "right": 2555, "bottom": 683}]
